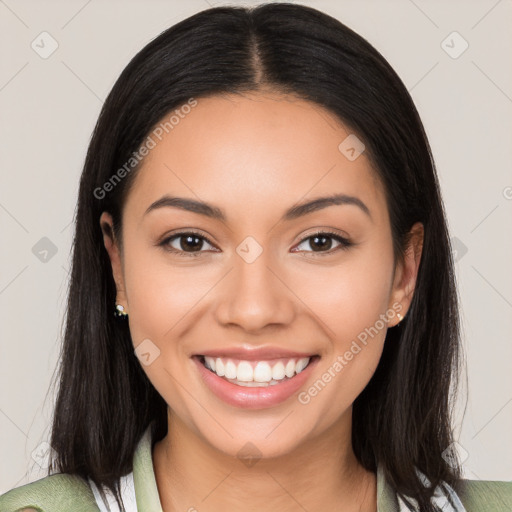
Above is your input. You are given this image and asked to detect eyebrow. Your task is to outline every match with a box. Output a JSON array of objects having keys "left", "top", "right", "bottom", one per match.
[{"left": 144, "top": 193, "right": 371, "bottom": 222}]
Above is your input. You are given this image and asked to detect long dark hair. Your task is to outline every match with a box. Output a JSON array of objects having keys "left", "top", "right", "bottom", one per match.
[{"left": 49, "top": 4, "right": 462, "bottom": 511}]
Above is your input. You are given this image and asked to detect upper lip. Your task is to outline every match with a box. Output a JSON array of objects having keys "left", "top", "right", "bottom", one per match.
[{"left": 194, "top": 347, "right": 318, "bottom": 361}]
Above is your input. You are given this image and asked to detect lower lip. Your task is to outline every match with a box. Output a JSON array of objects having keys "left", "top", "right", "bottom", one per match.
[{"left": 192, "top": 355, "right": 320, "bottom": 409}]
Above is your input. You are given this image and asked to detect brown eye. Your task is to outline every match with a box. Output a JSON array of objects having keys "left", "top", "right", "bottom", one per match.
[
  {"left": 173, "top": 234, "right": 205, "bottom": 252},
  {"left": 160, "top": 231, "right": 217, "bottom": 257},
  {"left": 294, "top": 231, "right": 352, "bottom": 255}
]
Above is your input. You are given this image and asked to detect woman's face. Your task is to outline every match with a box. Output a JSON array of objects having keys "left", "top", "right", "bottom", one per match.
[{"left": 102, "top": 91, "right": 422, "bottom": 459}]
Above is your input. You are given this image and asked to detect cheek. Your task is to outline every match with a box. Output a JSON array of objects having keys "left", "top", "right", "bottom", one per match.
[
  {"left": 292, "top": 244, "right": 394, "bottom": 342},
  {"left": 122, "top": 247, "right": 211, "bottom": 346},
  {"left": 120, "top": 243, "right": 211, "bottom": 413},
  {"left": 291, "top": 241, "right": 395, "bottom": 408},
  {"left": 120, "top": 238, "right": 233, "bottom": 402}
]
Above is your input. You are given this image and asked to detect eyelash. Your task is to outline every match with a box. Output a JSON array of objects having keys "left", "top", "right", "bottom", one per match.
[{"left": 159, "top": 230, "right": 353, "bottom": 258}]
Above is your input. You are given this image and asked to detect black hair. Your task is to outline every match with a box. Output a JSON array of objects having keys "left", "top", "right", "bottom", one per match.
[{"left": 49, "top": 4, "right": 461, "bottom": 511}]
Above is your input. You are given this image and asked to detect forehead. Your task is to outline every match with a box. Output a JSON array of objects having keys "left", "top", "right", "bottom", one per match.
[{"left": 124, "top": 91, "right": 387, "bottom": 227}]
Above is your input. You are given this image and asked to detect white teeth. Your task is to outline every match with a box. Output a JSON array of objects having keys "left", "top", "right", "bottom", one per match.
[
  {"left": 202, "top": 356, "right": 313, "bottom": 383},
  {"left": 224, "top": 360, "right": 237, "bottom": 379},
  {"left": 296, "top": 357, "right": 309, "bottom": 374},
  {"left": 204, "top": 356, "right": 216, "bottom": 372},
  {"left": 215, "top": 357, "right": 225, "bottom": 377},
  {"left": 271, "top": 361, "right": 285, "bottom": 380},
  {"left": 227, "top": 378, "right": 283, "bottom": 387},
  {"left": 236, "top": 361, "right": 254, "bottom": 382},
  {"left": 285, "top": 359, "right": 296, "bottom": 378},
  {"left": 254, "top": 361, "right": 272, "bottom": 382}
]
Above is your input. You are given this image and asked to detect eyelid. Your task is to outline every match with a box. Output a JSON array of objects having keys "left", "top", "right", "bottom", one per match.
[
  {"left": 158, "top": 228, "right": 216, "bottom": 246},
  {"left": 294, "top": 227, "right": 351, "bottom": 244}
]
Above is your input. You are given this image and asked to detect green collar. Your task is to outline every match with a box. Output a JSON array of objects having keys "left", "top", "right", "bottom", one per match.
[{"left": 3, "top": 425, "right": 510, "bottom": 511}]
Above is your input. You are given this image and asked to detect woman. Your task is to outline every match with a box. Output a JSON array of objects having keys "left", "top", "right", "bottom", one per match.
[{"left": 1, "top": 3, "right": 510, "bottom": 511}]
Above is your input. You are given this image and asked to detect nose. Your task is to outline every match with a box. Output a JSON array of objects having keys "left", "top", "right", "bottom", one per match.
[{"left": 215, "top": 249, "right": 296, "bottom": 333}]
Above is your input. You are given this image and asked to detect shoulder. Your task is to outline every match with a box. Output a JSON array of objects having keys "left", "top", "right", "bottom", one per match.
[
  {"left": 455, "top": 478, "right": 512, "bottom": 511},
  {"left": 0, "top": 473, "right": 99, "bottom": 512}
]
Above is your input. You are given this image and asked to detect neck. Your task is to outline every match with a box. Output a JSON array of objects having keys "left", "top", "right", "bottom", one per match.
[{"left": 152, "top": 408, "right": 377, "bottom": 512}]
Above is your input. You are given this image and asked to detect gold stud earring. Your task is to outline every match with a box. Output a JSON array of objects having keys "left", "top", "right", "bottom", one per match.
[{"left": 114, "top": 304, "right": 128, "bottom": 318}]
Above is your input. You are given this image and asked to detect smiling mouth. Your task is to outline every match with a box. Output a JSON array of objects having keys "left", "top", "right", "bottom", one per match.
[{"left": 194, "top": 354, "right": 320, "bottom": 387}]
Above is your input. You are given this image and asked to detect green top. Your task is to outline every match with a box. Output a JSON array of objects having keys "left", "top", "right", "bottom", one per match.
[{"left": 1, "top": 428, "right": 511, "bottom": 511}]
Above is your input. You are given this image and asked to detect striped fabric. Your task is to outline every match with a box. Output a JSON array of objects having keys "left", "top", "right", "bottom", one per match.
[
  {"left": 397, "top": 471, "right": 467, "bottom": 512},
  {"left": 89, "top": 473, "right": 137, "bottom": 512}
]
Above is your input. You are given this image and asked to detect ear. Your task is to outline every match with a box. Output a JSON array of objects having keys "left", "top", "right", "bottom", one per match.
[
  {"left": 100, "top": 212, "right": 128, "bottom": 312},
  {"left": 387, "top": 222, "right": 424, "bottom": 326}
]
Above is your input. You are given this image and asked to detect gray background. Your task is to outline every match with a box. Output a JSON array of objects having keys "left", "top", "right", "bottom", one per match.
[{"left": 1, "top": 0, "right": 511, "bottom": 493}]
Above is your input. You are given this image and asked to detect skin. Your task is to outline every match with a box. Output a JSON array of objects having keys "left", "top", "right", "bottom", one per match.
[{"left": 101, "top": 90, "right": 423, "bottom": 512}]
